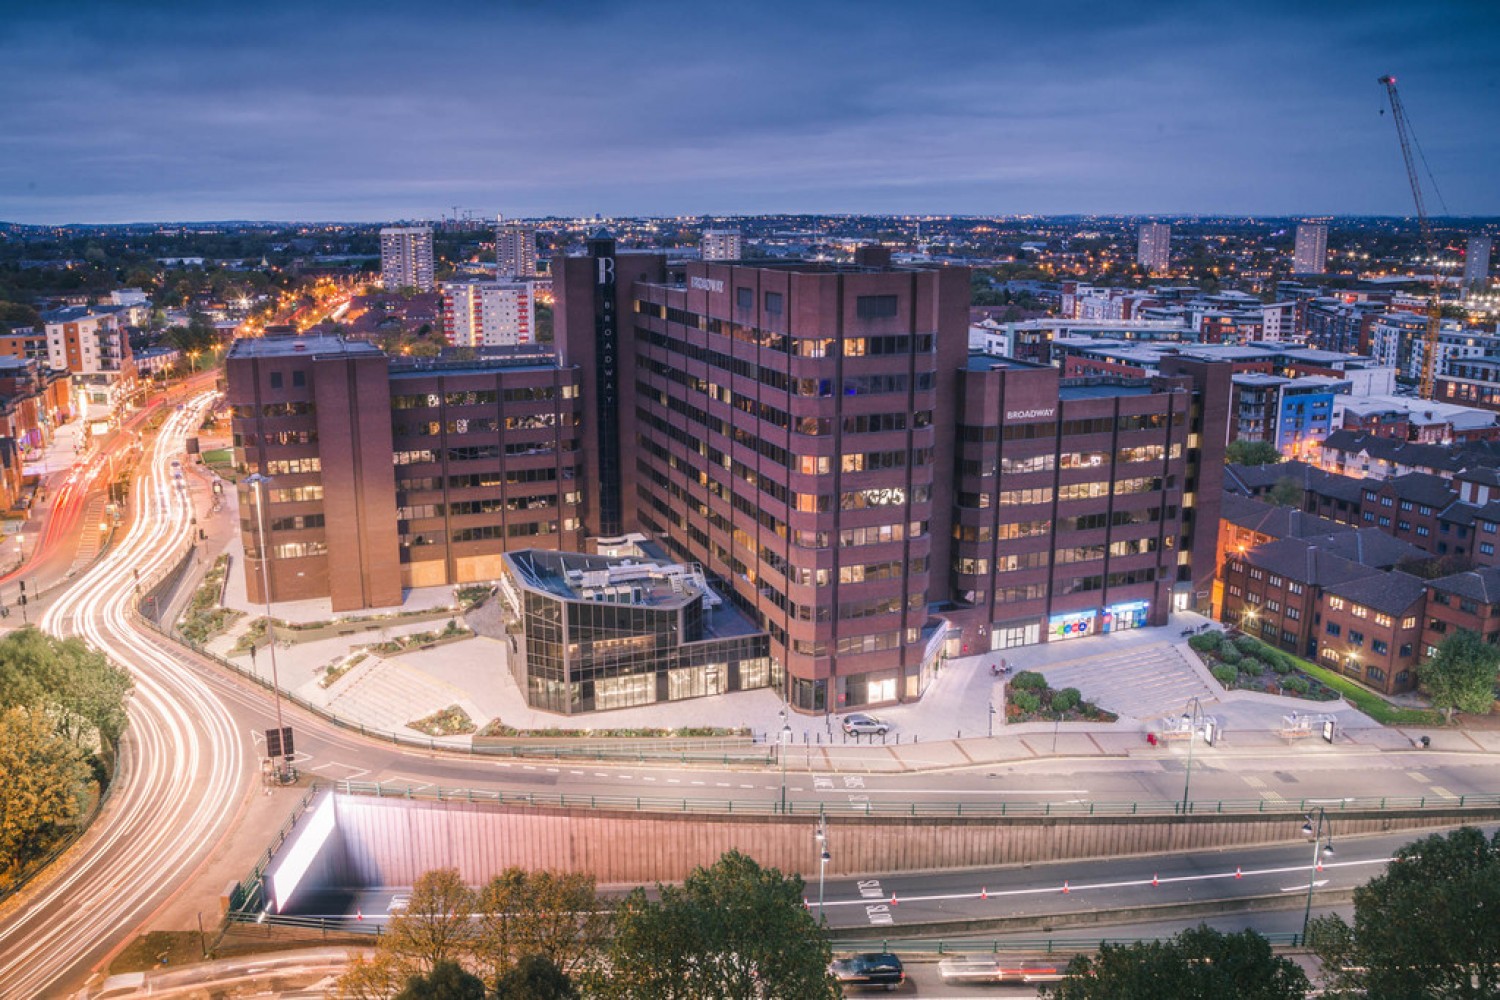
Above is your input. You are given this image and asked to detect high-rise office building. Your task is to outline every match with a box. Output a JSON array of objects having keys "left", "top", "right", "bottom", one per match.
[
  {"left": 555, "top": 243, "right": 1228, "bottom": 712},
  {"left": 440, "top": 279, "right": 535, "bottom": 346},
  {"left": 1137, "top": 223, "right": 1171, "bottom": 273},
  {"left": 380, "top": 226, "right": 435, "bottom": 292},
  {"left": 1293, "top": 223, "right": 1329, "bottom": 275},
  {"left": 496, "top": 222, "right": 539, "bottom": 278},
  {"left": 701, "top": 229, "right": 743, "bottom": 261},
  {"left": 1465, "top": 236, "right": 1493, "bottom": 293}
]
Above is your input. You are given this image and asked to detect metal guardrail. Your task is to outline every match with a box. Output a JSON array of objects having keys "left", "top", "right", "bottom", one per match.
[
  {"left": 827, "top": 931, "right": 1310, "bottom": 953},
  {"left": 334, "top": 779, "right": 1500, "bottom": 818}
]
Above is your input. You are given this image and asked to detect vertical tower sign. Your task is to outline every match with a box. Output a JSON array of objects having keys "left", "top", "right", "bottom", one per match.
[{"left": 589, "top": 233, "right": 622, "bottom": 536}]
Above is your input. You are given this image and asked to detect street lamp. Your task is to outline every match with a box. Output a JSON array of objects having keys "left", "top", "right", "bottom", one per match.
[
  {"left": 778, "top": 708, "right": 793, "bottom": 814},
  {"left": 988, "top": 701, "right": 996, "bottom": 738},
  {"left": 1179, "top": 696, "right": 1215, "bottom": 813},
  {"left": 815, "top": 813, "right": 830, "bottom": 926},
  {"left": 1300, "top": 808, "right": 1336, "bottom": 943},
  {"left": 245, "top": 473, "right": 291, "bottom": 784}
]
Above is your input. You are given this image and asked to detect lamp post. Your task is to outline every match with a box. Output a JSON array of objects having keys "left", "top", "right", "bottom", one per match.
[
  {"left": 1179, "top": 696, "right": 1211, "bottom": 813},
  {"left": 778, "top": 708, "right": 793, "bottom": 814},
  {"left": 1300, "top": 808, "right": 1336, "bottom": 943},
  {"left": 988, "top": 701, "right": 996, "bottom": 738},
  {"left": 815, "top": 813, "right": 830, "bottom": 926},
  {"left": 245, "top": 473, "right": 290, "bottom": 784}
]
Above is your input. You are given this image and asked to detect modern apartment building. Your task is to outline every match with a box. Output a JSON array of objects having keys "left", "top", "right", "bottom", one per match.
[
  {"left": 1137, "top": 223, "right": 1171, "bottom": 273},
  {"left": 554, "top": 239, "right": 1228, "bottom": 712},
  {"left": 1465, "top": 236, "right": 1492, "bottom": 293},
  {"left": 226, "top": 334, "right": 581, "bottom": 610},
  {"left": 440, "top": 278, "right": 535, "bottom": 347},
  {"left": 496, "top": 222, "right": 538, "bottom": 279},
  {"left": 380, "top": 226, "right": 435, "bottom": 292},
  {"left": 1293, "top": 223, "right": 1329, "bottom": 275},
  {"left": 701, "top": 229, "right": 743, "bottom": 261}
]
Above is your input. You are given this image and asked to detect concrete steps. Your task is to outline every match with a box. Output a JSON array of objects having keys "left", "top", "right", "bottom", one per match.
[
  {"left": 1037, "top": 643, "right": 1219, "bottom": 723},
  {"left": 323, "top": 655, "right": 480, "bottom": 736}
]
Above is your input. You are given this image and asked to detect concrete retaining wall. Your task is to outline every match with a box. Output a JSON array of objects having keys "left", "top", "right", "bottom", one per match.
[{"left": 324, "top": 793, "right": 1498, "bottom": 886}]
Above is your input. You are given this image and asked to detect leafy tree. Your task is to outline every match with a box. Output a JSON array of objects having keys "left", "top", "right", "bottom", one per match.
[
  {"left": 1267, "top": 476, "right": 1305, "bottom": 508},
  {"left": 1310, "top": 826, "right": 1500, "bottom": 999},
  {"left": 0, "top": 301, "right": 42, "bottom": 329},
  {"left": 1226, "top": 439, "right": 1283, "bottom": 467},
  {"left": 0, "top": 628, "right": 131, "bottom": 757},
  {"left": 475, "top": 868, "right": 607, "bottom": 983},
  {"left": 0, "top": 706, "right": 93, "bottom": 883},
  {"left": 334, "top": 951, "right": 407, "bottom": 1000},
  {"left": 384, "top": 868, "right": 477, "bottom": 972},
  {"left": 1420, "top": 629, "right": 1499, "bottom": 718},
  {"left": 601, "top": 849, "right": 838, "bottom": 999},
  {"left": 394, "top": 959, "right": 485, "bottom": 1000},
  {"left": 496, "top": 954, "right": 576, "bottom": 999},
  {"left": 1043, "top": 925, "right": 1308, "bottom": 999}
]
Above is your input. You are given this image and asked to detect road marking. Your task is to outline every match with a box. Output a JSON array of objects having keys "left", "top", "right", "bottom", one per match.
[
  {"left": 1281, "top": 879, "right": 1330, "bottom": 892},
  {"left": 1406, "top": 770, "right": 1428, "bottom": 782},
  {"left": 814, "top": 777, "right": 835, "bottom": 790},
  {"left": 570, "top": 770, "right": 584, "bottom": 775},
  {"left": 641, "top": 776, "right": 656, "bottom": 782},
  {"left": 739, "top": 783, "right": 754, "bottom": 789},
  {"left": 691, "top": 780, "right": 705, "bottom": 785},
  {"left": 594, "top": 772, "right": 608, "bottom": 777},
  {"left": 666, "top": 778, "right": 680, "bottom": 784},
  {"left": 1428, "top": 785, "right": 1458, "bottom": 799},
  {"left": 715, "top": 782, "right": 730, "bottom": 787},
  {"left": 1242, "top": 776, "right": 1266, "bottom": 788},
  {"left": 843, "top": 776, "right": 866, "bottom": 789},
  {"left": 1260, "top": 791, "right": 1286, "bottom": 804}
]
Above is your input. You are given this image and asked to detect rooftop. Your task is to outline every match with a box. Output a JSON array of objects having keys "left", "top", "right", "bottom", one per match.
[
  {"left": 1429, "top": 566, "right": 1500, "bottom": 603},
  {"left": 228, "top": 333, "right": 383, "bottom": 360},
  {"left": 1323, "top": 571, "right": 1427, "bottom": 615}
]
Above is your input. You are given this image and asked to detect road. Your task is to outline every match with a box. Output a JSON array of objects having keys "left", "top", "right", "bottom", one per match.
[{"left": 0, "top": 397, "right": 250, "bottom": 1000}]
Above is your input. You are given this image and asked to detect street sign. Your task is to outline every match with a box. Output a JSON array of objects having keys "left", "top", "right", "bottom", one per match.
[
  {"left": 264, "top": 726, "right": 294, "bottom": 759},
  {"left": 1322, "top": 719, "right": 1336, "bottom": 743}
]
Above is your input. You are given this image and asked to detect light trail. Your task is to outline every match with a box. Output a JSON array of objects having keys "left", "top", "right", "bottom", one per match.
[{"left": 0, "top": 396, "right": 250, "bottom": 999}]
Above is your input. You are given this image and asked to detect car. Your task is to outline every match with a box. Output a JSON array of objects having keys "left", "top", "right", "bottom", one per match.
[
  {"left": 937, "top": 955, "right": 1066, "bottom": 985},
  {"left": 829, "top": 952, "right": 904, "bottom": 990},
  {"left": 842, "top": 713, "right": 890, "bottom": 736}
]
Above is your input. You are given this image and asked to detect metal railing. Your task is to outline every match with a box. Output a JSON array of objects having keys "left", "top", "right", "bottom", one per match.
[{"left": 334, "top": 779, "right": 1500, "bottom": 818}]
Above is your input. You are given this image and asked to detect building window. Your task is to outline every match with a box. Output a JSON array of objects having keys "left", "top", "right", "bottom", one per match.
[
  {"left": 1328, "top": 596, "right": 1345, "bottom": 611},
  {"left": 1288, "top": 582, "right": 1303, "bottom": 595},
  {"left": 1398, "top": 521, "right": 1411, "bottom": 531},
  {"left": 1399, "top": 644, "right": 1413, "bottom": 657},
  {"left": 1373, "top": 639, "right": 1389, "bottom": 654},
  {"left": 1268, "top": 575, "right": 1283, "bottom": 588},
  {"left": 269, "top": 371, "right": 283, "bottom": 389},
  {"left": 1249, "top": 568, "right": 1264, "bottom": 580},
  {"left": 856, "top": 295, "right": 898, "bottom": 319},
  {"left": 1482, "top": 543, "right": 1495, "bottom": 556},
  {"left": 1381, "top": 496, "right": 1393, "bottom": 507},
  {"left": 1348, "top": 630, "right": 1364, "bottom": 646},
  {"left": 1367, "top": 666, "right": 1386, "bottom": 683},
  {"left": 292, "top": 370, "right": 306, "bottom": 388},
  {"left": 1400, "top": 500, "right": 1413, "bottom": 511},
  {"left": 1417, "top": 526, "right": 1431, "bottom": 537},
  {"left": 1351, "top": 604, "right": 1368, "bottom": 619},
  {"left": 1485, "top": 521, "right": 1498, "bottom": 534},
  {"left": 764, "top": 291, "right": 783, "bottom": 315},
  {"left": 735, "top": 287, "right": 754, "bottom": 310},
  {"left": 1402, "top": 616, "right": 1417, "bottom": 629},
  {"left": 1286, "top": 606, "right": 1300, "bottom": 620},
  {"left": 1362, "top": 512, "right": 1375, "bottom": 523},
  {"left": 1326, "top": 622, "right": 1341, "bottom": 637}
]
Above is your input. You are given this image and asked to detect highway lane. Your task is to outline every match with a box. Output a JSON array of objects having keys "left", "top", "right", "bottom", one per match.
[{"left": 0, "top": 397, "right": 250, "bottom": 1000}]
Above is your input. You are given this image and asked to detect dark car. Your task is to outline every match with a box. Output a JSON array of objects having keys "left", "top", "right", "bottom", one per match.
[{"left": 829, "top": 952, "right": 905, "bottom": 990}]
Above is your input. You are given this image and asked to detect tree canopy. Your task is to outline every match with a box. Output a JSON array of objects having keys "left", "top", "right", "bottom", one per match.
[
  {"left": 1226, "top": 439, "right": 1284, "bottom": 467},
  {"left": 1419, "top": 629, "right": 1499, "bottom": 718},
  {"left": 601, "top": 849, "right": 838, "bottom": 1000},
  {"left": 1310, "top": 826, "right": 1500, "bottom": 999},
  {"left": 1042, "top": 925, "right": 1309, "bottom": 1000},
  {"left": 1267, "top": 476, "right": 1305, "bottom": 508}
]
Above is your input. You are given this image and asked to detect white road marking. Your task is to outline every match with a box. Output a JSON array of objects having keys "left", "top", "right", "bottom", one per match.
[{"left": 1281, "top": 879, "right": 1330, "bottom": 892}]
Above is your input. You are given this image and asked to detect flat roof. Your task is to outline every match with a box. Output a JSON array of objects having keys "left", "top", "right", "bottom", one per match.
[
  {"left": 964, "top": 352, "right": 1050, "bottom": 372},
  {"left": 228, "top": 334, "right": 382, "bottom": 359},
  {"left": 1058, "top": 382, "right": 1158, "bottom": 400}
]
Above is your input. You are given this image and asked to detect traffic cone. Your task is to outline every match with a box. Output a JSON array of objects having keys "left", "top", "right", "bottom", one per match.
[
  {"left": 890, "top": 893, "right": 899, "bottom": 907},
  {"left": 1235, "top": 866, "right": 1243, "bottom": 879},
  {"left": 979, "top": 887, "right": 988, "bottom": 900},
  {"left": 804, "top": 898, "right": 810, "bottom": 910},
  {"left": 1062, "top": 881, "right": 1070, "bottom": 894},
  {"left": 1152, "top": 874, "right": 1159, "bottom": 887},
  {"left": 356, "top": 908, "right": 363, "bottom": 921},
  {"left": 1316, "top": 860, "right": 1324, "bottom": 873}
]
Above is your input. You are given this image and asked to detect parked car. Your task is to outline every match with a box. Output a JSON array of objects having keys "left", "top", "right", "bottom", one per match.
[
  {"left": 841, "top": 713, "right": 890, "bottom": 736},
  {"left": 937, "top": 955, "right": 1066, "bottom": 984},
  {"left": 829, "top": 952, "right": 904, "bottom": 990}
]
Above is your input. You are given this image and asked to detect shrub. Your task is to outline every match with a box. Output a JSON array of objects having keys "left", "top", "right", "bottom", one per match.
[
  {"left": 1270, "top": 654, "right": 1296, "bottom": 676},
  {"left": 1013, "top": 691, "right": 1042, "bottom": 714},
  {"left": 1188, "top": 631, "right": 1223, "bottom": 653},
  {"left": 1010, "top": 670, "right": 1048, "bottom": 690},
  {"left": 1218, "top": 644, "right": 1242, "bottom": 665},
  {"left": 1234, "top": 635, "right": 1261, "bottom": 656},
  {"left": 1052, "top": 687, "right": 1081, "bottom": 713},
  {"left": 1080, "top": 701, "right": 1098, "bottom": 716},
  {"left": 1238, "top": 658, "right": 1262, "bottom": 676},
  {"left": 1283, "top": 675, "right": 1311, "bottom": 694},
  {"left": 1211, "top": 664, "right": 1238, "bottom": 687}
]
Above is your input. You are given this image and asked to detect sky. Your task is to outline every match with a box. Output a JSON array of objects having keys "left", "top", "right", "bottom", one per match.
[{"left": 2, "top": 0, "right": 1498, "bottom": 224}]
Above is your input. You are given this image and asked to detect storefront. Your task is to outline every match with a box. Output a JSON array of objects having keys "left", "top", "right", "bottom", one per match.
[
  {"left": 991, "top": 617, "right": 1042, "bottom": 649},
  {"left": 1049, "top": 610, "right": 1096, "bottom": 641},
  {"left": 1101, "top": 600, "right": 1150, "bottom": 633}
]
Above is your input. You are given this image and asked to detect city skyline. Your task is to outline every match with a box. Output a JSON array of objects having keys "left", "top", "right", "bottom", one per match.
[{"left": 3, "top": 1, "right": 1499, "bottom": 224}]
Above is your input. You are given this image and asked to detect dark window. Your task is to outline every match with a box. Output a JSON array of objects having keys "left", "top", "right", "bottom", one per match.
[
  {"left": 1325, "top": 622, "right": 1341, "bottom": 637},
  {"left": 736, "top": 287, "right": 754, "bottom": 311},
  {"left": 764, "top": 291, "right": 783, "bottom": 315},
  {"left": 856, "top": 294, "right": 898, "bottom": 319},
  {"left": 269, "top": 371, "right": 283, "bottom": 389},
  {"left": 292, "top": 370, "right": 306, "bottom": 388}
]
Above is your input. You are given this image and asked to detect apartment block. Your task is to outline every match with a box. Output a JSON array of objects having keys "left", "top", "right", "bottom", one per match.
[
  {"left": 440, "top": 278, "right": 535, "bottom": 347},
  {"left": 496, "top": 222, "right": 538, "bottom": 279},
  {"left": 380, "top": 226, "right": 435, "bottom": 292},
  {"left": 701, "top": 229, "right": 743, "bottom": 261},
  {"left": 1293, "top": 223, "right": 1329, "bottom": 275},
  {"left": 1137, "top": 223, "right": 1171, "bottom": 273}
]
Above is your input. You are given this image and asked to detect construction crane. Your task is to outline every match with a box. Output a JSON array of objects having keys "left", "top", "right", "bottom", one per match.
[{"left": 1378, "top": 74, "right": 1445, "bottom": 400}]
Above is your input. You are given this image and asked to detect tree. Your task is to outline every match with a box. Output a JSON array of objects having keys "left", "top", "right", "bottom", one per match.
[
  {"left": 0, "top": 706, "right": 93, "bottom": 884},
  {"left": 1420, "top": 629, "right": 1499, "bottom": 718},
  {"left": 393, "top": 959, "right": 485, "bottom": 1000},
  {"left": 1267, "top": 476, "right": 1305, "bottom": 508},
  {"left": 0, "top": 628, "right": 132, "bottom": 757},
  {"left": 475, "top": 868, "right": 607, "bottom": 983},
  {"left": 1310, "top": 826, "right": 1500, "bottom": 999},
  {"left": 1226, "top": 439, "right": 1283, "bottom": 467},
  {"left": 383, "top": 868, "right": 477, "bottom": 972},
  {"left": 496, "top": 954, "right": 576, "bottom": 999},
  {"left": 601, "top": 850, "right": 839, "bottom": 1000},
  {"left": 1043, "top": 925, "right": 1309, "bottom": 999}
]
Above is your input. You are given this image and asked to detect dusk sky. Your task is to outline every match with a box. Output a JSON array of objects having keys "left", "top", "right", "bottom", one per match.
[{"left": 3, "top": 0, "right": 1498, "bottom": 224}]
